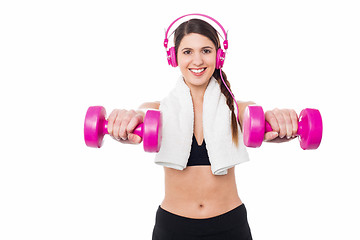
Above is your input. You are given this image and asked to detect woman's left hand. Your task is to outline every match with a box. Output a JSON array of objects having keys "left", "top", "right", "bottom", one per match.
[{"left": 264, "top": 108, "right": 298, "bottom": 143}]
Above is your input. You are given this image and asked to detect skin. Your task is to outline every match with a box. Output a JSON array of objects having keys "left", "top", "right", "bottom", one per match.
[{"left": 107, "top": 33, "right": 298, "bottom": 218}]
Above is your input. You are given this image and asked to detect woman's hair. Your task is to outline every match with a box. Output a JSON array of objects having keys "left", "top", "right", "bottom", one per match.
[{"left": 174, "top": 19, "right": 240, "bottom": 146}]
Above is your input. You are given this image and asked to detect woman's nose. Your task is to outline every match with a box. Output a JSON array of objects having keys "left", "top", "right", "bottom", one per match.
[{"left": 192, "top": 53, "right": 204, "bottom": 66}]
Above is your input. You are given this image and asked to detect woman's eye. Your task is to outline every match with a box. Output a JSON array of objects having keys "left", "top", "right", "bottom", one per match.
[
  {"left": 203, "top": 49, "right": 211, "bottom": 54},
  {"left": 183, "top": 50, "right": 191, "bottom": 55}
]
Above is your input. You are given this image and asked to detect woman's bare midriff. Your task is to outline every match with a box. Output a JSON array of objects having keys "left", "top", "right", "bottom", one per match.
[{"left": 160, "top": 165, "right": 242, "bottom": 219}]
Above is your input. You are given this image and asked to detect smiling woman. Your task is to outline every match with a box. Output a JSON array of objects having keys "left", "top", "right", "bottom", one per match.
[
  {"left": 106, "top": 14, "right": 299, "bottom": 240},
  {"left": 173, "top": 18, "right": 242, "bottom": 147},
  {"left": 149, "top": 17, "right": 253, "bottom": 240}
]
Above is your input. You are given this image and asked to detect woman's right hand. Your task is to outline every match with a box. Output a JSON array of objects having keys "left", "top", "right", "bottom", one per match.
[{"left": 107, "top": 109, "right": 145, "bottom": 144}]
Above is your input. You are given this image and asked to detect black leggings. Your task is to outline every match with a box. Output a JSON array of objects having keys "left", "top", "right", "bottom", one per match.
[{"left": 152, "top": 204, "right": 253, "bottom": 240}]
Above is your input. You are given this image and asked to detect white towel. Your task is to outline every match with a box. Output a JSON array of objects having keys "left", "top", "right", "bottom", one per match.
[{"left": 154, "top": 76, "right": 249, "bottom": 175}]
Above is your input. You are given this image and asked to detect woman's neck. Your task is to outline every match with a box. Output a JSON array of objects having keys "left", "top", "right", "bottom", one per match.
[
  {"left": 184, "top": 79, "right": 210, "bottom": 107},
  {"left": 190, "top": 87, "right": 205, "bottom": 106}
]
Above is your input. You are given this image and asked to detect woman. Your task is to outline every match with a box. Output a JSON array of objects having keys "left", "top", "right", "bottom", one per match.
[{"left": 107, "top": 17, "right": 298, "bottom": 240}]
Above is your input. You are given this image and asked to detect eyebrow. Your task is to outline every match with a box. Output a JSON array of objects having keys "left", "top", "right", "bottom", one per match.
[{"left": 181, "top": 46, "right": 214, "bottom": 51}]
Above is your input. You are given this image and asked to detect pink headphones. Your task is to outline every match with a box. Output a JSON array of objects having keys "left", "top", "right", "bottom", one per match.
[{"left": 163, "top": 13, "right": 228, "bottom": 69}]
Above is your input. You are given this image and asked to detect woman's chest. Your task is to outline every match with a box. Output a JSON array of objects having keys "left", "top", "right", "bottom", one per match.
[{"left": 193, "top": 105, "right": 204, "bottom": 145}]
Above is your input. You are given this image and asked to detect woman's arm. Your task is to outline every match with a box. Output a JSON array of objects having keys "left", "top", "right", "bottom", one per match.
[{"left": 138, "top": 101, "right": 160, "bottom": 111}]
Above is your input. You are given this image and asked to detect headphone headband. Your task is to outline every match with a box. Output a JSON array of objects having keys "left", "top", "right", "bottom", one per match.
[{"left": 164, "top": 13, "right": 228, "bottom": 50}]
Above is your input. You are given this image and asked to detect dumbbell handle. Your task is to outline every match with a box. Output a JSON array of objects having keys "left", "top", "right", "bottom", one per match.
[
  {"left": 264, "top": 119, "right": 304, "bottom": 136},
  {"left": 265, "top": 122, "right": 272, "bottom": 133},
  {"left": 101, "top": 120, "right": 144, "bottom": 138}
]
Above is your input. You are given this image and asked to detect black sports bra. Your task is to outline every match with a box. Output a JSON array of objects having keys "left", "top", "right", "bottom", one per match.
[{"left": 187, "top": 134, "right": 211, "bottom": 166}]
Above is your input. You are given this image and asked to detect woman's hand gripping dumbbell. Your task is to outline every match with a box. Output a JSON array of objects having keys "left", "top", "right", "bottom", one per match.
[
  {"left": 243, "top": 105, "right": 323, "bottom": 150},
  {"left": 84, "top": 106, "right": 162, "bottom": 152}
]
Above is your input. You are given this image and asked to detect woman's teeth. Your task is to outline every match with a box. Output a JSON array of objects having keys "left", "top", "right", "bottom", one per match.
[{"left": 190, "top": 68, "right": 205, "bottom": 73}]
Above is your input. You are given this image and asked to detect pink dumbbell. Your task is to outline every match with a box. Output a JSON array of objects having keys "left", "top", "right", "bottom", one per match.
[
  {"left": 243, "top": 105, "right": 323, "bottom": 150},
  {"left": 84, "top": 106, "right": 162, "bottom": 152}
]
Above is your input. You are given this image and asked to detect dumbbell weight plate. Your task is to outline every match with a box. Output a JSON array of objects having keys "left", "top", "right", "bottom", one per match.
[
  {"left": 298, "top": 108, "right": 323, "bottom": 150},
  {"left": 243, "top": 105, "right": 265, "bottom": 148},
  {"left": 84, "top": 106, "right": 107, "bottom": 148},
  {"left": 143, "top": 110, "right": 162, "bottom": 152}
]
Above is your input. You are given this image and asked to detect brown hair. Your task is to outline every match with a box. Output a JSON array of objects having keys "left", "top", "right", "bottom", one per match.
[{"left": 174, "top": 19, "right": 240, "bottom": 146}]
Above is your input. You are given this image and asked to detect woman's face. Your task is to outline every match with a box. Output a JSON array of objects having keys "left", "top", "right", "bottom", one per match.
[{"left": 177, "top": 33, "right": 217, "bottom": 88}]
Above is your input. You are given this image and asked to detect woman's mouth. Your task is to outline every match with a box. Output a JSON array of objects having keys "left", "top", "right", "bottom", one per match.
[{"left": 189, "top": 67, "right": 207, "bottom": 76}]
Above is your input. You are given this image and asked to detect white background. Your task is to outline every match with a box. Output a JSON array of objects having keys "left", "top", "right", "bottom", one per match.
[{"left": 1, "top": 0, "right": 359, "bottom": 239}]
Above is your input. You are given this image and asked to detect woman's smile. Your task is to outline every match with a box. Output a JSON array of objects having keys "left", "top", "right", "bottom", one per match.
[{"left": 189, "top": 67, "right": 207, "bottom": 76}]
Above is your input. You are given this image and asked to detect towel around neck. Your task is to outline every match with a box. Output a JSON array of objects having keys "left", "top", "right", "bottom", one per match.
[{"left": 154, "top": 76, "right": 249, "bottom": 175}]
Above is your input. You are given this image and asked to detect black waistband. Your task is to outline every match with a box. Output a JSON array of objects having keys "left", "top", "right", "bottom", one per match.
[{"left": 155, "top": 204, "right": 249, "bottom": 234}]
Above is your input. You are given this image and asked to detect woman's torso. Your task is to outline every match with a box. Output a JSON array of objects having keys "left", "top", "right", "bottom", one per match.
[
  {"left": 161, "top": 166, "right": 242, "bottom": 219},
  {"left": 160, "top": 98, "right": 242, "bottom": 219}
]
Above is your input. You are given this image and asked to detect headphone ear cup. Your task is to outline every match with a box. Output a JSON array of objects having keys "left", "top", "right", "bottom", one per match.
[
  {"left": 167, "top": 47, "right": 178, "bottom": 67},
  {"left": 216, "top": 48, "right": 225, "bottom": 69}
]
